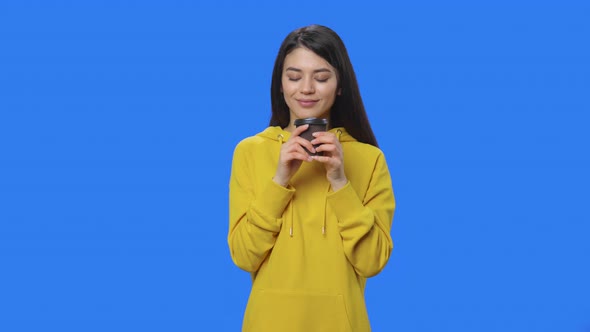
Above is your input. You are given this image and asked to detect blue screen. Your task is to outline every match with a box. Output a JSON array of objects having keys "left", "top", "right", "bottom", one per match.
[{"left": 1, "top": 1, "right": 589, "bottom": 331}]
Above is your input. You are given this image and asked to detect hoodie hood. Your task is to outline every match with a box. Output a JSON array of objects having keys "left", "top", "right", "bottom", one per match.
[{"left": 256, "top": 126, "right": 357, "bottom": 143}]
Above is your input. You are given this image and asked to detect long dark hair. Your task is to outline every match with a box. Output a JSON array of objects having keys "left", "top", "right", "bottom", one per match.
[{"left": 269, "top": 24, "right": 378, "bottom": 147}]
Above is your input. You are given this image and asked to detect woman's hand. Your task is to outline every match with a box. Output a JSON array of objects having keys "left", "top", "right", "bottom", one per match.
[
  {"left": 273, "top": 124, "right": 316, "bottom": 187},
  {"left": 311, "top": 131, "right": 348, "bottom": 191}
]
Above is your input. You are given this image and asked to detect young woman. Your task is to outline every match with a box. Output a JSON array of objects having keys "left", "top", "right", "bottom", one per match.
[{"left": 228, "top": 24, "right": 395, "bottom": 332}]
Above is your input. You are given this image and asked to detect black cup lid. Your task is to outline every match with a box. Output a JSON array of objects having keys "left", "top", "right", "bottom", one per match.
[{"left": 294, "top": 117, "right": 328, "bottom": 126}]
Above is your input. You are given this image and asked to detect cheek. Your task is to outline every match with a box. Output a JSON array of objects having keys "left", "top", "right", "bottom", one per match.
[
  {"left": 280, "top": 82, "right": 295, "bottom": 103},
  {"left": 281, "top": 81, "right": 298, "bottom": 95},
  {"left": 321, "top": 84, "right": 339, "bottom": 99}
]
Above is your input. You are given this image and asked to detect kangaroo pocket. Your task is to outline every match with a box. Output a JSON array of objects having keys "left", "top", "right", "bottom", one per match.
[{"left": 243, "top": 289, "right": 353, "bottom": 332}]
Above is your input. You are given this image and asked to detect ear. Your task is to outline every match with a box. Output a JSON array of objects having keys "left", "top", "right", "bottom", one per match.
[{"left": 337, "top": 88, "right": 342, "bottom": 96}]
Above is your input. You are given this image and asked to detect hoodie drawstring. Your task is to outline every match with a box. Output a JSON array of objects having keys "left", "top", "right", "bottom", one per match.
[
  {"left": 322, "top": 181, "right": 331, "bottom": 236},
  {"left": 277, "top": 134, "right": 294, "bottom": 237},
  {"left": 322, "top": 130, "right": 342, "bottom": 236},
  {"left": 289, "top": 204, "right": 294, "bottom": 237}
]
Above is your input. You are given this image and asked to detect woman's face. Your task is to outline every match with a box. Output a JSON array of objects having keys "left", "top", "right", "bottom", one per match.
[{"left": 281, "top": 47, "right": 339, "bottom": 130}]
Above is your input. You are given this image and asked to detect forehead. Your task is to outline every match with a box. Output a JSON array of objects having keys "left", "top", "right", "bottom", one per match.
[{"left": 283, "top": 47, "right": 335, "bottom": 71}]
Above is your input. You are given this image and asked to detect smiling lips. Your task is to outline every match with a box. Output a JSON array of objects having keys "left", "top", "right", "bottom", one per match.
[{"left": 297, "top": 99, "right": 319, "bottom": 108}]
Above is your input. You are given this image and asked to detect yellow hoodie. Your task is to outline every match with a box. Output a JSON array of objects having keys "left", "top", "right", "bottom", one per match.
[{"left": 228, "top": 126, "right": 395, "bottom": 332}]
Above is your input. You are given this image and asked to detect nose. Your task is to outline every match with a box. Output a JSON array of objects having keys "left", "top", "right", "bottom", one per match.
[{"left": 301, "top": 78, "right": 315, "bottom": 94}]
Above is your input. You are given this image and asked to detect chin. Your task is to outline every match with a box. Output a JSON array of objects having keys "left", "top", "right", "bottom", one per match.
[{"left": 293, "top": 111, "right": 329, "bottom": 120}]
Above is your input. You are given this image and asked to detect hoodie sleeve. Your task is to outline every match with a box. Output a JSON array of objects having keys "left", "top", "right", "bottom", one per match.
[
  {"left": 228, "top": 141, "right": 295, "bottom": 273},
  {"left": 327, "top": 151, "right": 395, "bottom": 278}
]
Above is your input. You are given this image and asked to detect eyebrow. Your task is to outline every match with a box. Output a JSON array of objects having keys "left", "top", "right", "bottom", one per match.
[{"left": 285, "top": 67, "right": 333, "bottom": 74}]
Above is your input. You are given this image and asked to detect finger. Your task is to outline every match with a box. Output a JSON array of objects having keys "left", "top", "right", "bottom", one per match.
[
  {"left": 311, "top": 132, "right": 337, "bottom": 145},
  {"left": 291, "top": 136, "right": 316, "bottom": 153},
  {"left": 291, "top": 124, "right": 309, "bottom": 137},
  {"left": 284, "top": 138, "right": 314, "bottom": 154},
  {"left": 295, "top": 144, "right": 312, "bottom": 158},
  {"left": 283, "top": 143, "right": 312, "bottom": 160},
  {"left": 314, "top": 144, "right": 339, "bottom": 154},
  {"left": 310, "top": 155, "right": 331, "bottom": 163},
  {"left": 288, "top": 152, "right": 313, "bottom": 162},
  {"left": 311, "top": 131, "right": 335, "bottom": 138},
  {"left": 283, "top": 136, "right": 314, "bottom": 153}
]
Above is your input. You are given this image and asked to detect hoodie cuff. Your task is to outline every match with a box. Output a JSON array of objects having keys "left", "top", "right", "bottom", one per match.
[
  {"left": 251, "top": 179, "right": 295, "bottom": 220},
  {"left": 326, "top": 181, "right": 373, "bottom": 229}
]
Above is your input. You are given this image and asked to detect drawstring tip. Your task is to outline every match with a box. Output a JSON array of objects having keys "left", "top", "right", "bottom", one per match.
[
  {"left": 322, "top": 226, "right": 326, "bottom": 235},
  {"left": 289, "top": 226, "right": 293, "bottom": 237}
]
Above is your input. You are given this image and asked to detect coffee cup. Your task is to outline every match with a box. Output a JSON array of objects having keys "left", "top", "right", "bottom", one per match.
[{"left": 294, "top": 117, "right": 328, "bottom": 156}]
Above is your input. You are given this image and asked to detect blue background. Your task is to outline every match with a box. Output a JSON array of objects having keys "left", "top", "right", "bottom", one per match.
[{"left": 1, "top": 1, "right": 589, "bottom": 331}]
